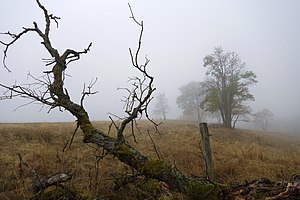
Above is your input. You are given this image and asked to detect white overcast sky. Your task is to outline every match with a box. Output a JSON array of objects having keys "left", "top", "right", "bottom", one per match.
[{"left": 0, "top": 0, "right": 300, "bottom": 127}]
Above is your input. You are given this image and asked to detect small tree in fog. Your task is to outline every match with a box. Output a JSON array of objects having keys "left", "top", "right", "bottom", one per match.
[
  {"left": 176, "top": 81, "right": 206, "bottom": 122},
  {"left": 202, "top": 47, "right": 257, "bottom": 128},
  {"left": 232, "top": 104, "right": 252, "bottom": 129},
  {"left": 253, "top": 109, "right": 274, "bottom": 131},
  {"left": 153, "top": 93, "right": 169, "bottom": 120}
]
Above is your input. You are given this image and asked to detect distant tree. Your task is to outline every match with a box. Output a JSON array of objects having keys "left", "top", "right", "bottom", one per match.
[
  {"left": 253, "top": 109, "right": 274, "bottom": 131},
  {"left": 153, "top": 93, "right": 169, "bottom": 120},
  {"left": 232, "top": 104, "right": 252, "bottom": 129},
  {"left": 176, "top": 81, "right": 206, "bottom": 122},
  {"left": 202, "top": 47, "right": 257, "bottom": 128}
]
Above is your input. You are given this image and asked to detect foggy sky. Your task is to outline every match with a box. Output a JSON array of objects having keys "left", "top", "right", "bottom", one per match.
[{"left": 1, "top": 0, "right": 300, "bottom": 131}]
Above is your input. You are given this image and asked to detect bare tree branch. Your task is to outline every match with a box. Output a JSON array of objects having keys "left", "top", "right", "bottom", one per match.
[
  {"left": 68, "top": 122, "right": 80, "bottom": 149},
  {"left": 0, "top": 1, "right": 93, "bottom": 114},
  {"left": 80, "top": 77, "right": 98, "bottom": 107},
  {"left": 111, "top": 4, "right": 156, "bottom": 143},
  {"left": 128, "top": 3, "right": 142, "bottom": 26},
  {"left": 17, "top": 152, "right": 40, "bottom": 181},
  {"left": 1, "top": 28, "right": 37, "bottom": 72},
  {"left": 147, "top": 130, "right": 162, "bottom": 159}
]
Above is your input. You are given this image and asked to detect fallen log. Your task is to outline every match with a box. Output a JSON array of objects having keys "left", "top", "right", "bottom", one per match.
[{"left": 31, "top": 172, "right": 73, "bottom": 193}]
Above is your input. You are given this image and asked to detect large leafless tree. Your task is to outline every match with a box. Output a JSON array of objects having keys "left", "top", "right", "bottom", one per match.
[{"left": 0, "top": 0, "right": 220, "bottom": 199}]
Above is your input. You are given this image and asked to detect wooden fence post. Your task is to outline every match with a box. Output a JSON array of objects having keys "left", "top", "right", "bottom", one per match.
[{"left": 199, "top": 122, "right": 215, "bottom": 181}]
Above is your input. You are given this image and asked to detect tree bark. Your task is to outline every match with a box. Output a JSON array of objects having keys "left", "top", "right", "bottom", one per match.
[
  {"left": 31, "top": 172, "right": 73, "bottom": 193},
  {"left": 83, "top": 127, "right": 220, "bottom": 199}
]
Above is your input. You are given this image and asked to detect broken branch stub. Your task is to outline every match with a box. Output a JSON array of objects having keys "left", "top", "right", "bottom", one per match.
[{"left": 31, "top": 172, "right": 73, "bottom": 193}]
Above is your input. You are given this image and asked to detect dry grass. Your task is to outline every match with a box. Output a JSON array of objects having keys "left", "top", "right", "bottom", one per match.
[{"left": 0, "top": 120, "right": 300, "bottom": 199}]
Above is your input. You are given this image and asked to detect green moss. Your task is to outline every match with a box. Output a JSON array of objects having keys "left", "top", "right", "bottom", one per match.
[
  {"left": 141, "top": 178, "right": 162, "bottom": 191},
  {"left": 186, "top": 180, "right": 220, "bottom": 200},
  {"left": 158, "top": 195, "right": 173, "bottom": 200},
  {"left": 114, "top": 145, "right": 221, "bottom": 199},
  {"left": 80, "top": 191, "right": 90, "bottom": 200},
  {"left": 139, "top": 159, "right": 172, "bottom": 177},
  {"left": 81, "top": 123, "right": 95, "bottom": 136},
  {"left": 115, "top": 143, "right": 136, "bottom": 160},
  {"left": 137, "top": 179, "right": 172, "bottom": 199}
]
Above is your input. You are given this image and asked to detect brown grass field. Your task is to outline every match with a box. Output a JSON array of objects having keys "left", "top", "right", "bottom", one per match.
[{"left": 0, "top": 120, "right": 300, "bottom": 199}]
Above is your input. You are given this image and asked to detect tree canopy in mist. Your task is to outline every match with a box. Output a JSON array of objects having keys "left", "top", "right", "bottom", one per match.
[{"left": 202, "top": 47, "right": 257, "bottom": 128}]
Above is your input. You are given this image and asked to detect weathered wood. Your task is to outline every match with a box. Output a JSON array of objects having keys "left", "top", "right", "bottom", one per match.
[
  {"left": 199, "top": 122, "right": 215, "bottom": 182},
  {"left": 223, "top": 177, "right": 300, "bottom": 200},
  {"left": 31, "top": 172, "right": 73, "bottom": 193},
  {"left": 84, "top": 130, "right": 220, "bottom": 198}
]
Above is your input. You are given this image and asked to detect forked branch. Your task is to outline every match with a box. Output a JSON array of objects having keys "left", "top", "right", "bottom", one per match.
[
  {"left": 114, "top": 4, "right": 157, "bottom": 143},
  {"left": 0, "top": 0, "right": 93, "bottom": 116},
  {"left": 81, "top": 77, "right": 98, "bottom": 107}
]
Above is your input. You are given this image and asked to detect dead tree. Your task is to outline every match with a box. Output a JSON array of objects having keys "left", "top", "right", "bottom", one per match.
[{"left": 0, "top": 1, "right": 220, "bottom": 198}]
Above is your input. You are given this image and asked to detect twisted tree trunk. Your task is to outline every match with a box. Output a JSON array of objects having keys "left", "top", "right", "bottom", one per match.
[{"left": 0, "top": 1, "right": 221, "bottom": 199}]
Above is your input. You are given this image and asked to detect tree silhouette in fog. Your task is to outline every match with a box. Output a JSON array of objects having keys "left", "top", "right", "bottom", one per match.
[{"left": 202, "top": 47, "right": 257, "bottom": 128}]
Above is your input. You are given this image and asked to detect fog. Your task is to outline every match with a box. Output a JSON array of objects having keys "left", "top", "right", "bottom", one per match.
[{"left": 0, "top": 1, "right": 300, "bottom": 133}]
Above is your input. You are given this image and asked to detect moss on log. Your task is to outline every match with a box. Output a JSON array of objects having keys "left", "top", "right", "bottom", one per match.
[{"left": 84, "top": 131, "right": 221, "bottom": 199}]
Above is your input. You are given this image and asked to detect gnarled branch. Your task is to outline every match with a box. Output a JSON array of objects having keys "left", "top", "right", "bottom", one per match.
[{"left": 0, "top": 2, "right": 221, "bottom": 198}]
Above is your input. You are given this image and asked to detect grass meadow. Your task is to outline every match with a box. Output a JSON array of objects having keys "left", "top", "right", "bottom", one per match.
[{"left": 0, "top": 120, "right": 300, "bottom": 199}]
